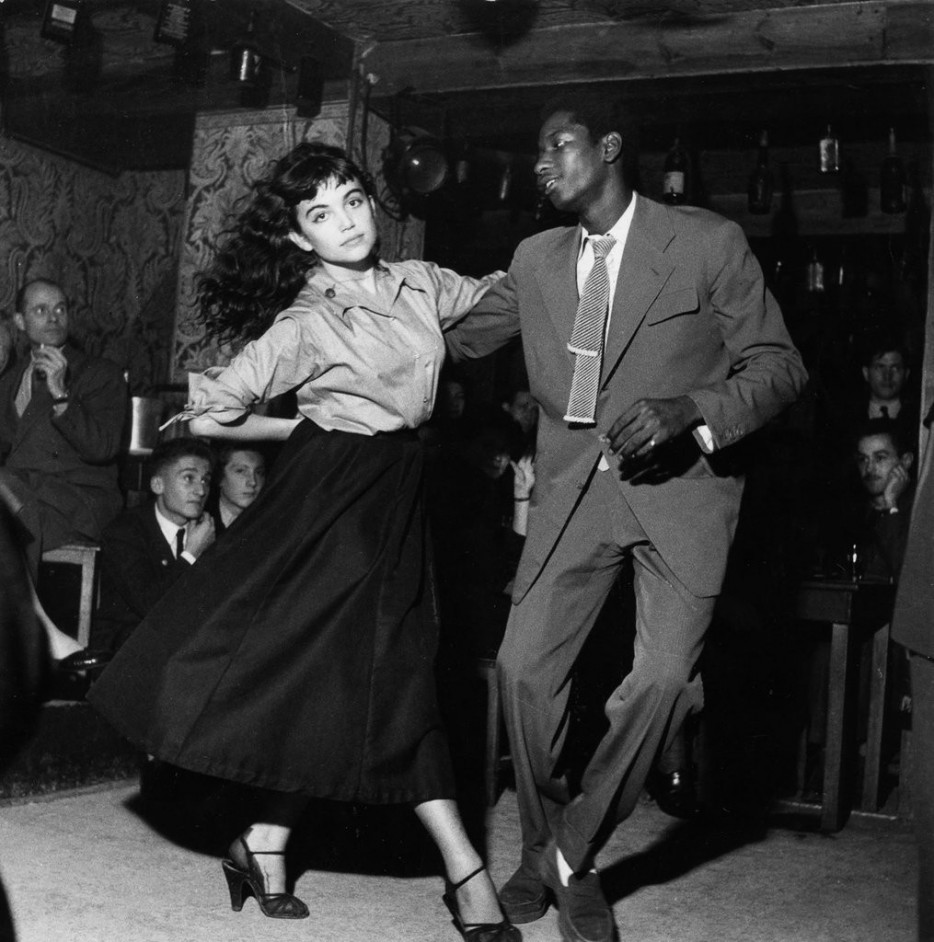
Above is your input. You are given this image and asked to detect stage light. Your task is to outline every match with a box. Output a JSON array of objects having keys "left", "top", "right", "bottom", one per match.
[
  {"left": 42, "top": 0, "right": 83, "bottom": 44},
  {"left": 154, "top": 0, "right": 193, "bottom": 47},
  {"left": 384, "top": 127, "right": 448, "bottom": 197}
]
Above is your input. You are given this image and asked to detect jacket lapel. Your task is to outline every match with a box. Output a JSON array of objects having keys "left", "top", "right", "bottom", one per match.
[
  {"left": 601, "top": 197, "right": 675, "bottom": 387},
  {"left": 531, "top": 227, "right": 580, "bottom": 365},
  {"left": 5, "top": 361, "right": 40, "bottom": 443}
]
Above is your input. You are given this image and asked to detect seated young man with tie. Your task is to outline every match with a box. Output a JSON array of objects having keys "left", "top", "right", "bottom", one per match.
[{"left": 93, "top": 438, "right": 216, "bottom": 654}]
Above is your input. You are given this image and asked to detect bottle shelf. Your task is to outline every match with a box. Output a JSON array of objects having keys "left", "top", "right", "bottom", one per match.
[{"left": 710, "top": 189, "right": 922, "bottom": 238}]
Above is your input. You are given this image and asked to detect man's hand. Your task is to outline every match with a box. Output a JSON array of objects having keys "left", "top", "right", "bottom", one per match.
[
  {"left": 511, "top": 454, "right": 535, "bottom": 500},
  {"left": 602, "top": 395, "right": 702, "bottom": 466},
  {"left": 185, "top": 514, "right": 216, "bottom": 559},
  {"left": 34, "top": 345, "right": 69, "bottom": 399},
  {"left": 882, "top": 463, "right": 911, "bottom": 510}
]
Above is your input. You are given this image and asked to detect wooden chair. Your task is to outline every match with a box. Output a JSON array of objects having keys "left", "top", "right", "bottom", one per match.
[{"left": 40, "top": 542, "right": 100, "bottom": 647}]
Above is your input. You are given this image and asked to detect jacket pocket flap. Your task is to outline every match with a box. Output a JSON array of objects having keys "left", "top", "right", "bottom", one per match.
[{"left": 646, "top": 287, "right": 699, "bottom": 325}]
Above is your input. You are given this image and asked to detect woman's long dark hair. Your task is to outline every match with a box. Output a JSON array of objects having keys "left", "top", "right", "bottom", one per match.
[{"left": 197, "top": 142, "right": 375, "bottom": 345}]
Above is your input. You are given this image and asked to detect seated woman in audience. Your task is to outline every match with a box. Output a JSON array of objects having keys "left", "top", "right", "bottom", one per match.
[{"left": 208, "top": 444, "right": 267, "bottom": 534}]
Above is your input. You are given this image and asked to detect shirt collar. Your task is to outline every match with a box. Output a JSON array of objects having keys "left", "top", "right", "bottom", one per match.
[
  {"left": 306, "top": 262, "right": 421, "bottom": 317},
  {"left": 868, "top": 399, "right": 901, "bottom": 418},
  {"left": 578, "top": 191, "right": 638, "bottom": 258},
  {"left": 154, "top": 503, "right": 186, "bottom": 551},
  {"left": 307, "top": 261, "right": 390, "bottom": 294}
]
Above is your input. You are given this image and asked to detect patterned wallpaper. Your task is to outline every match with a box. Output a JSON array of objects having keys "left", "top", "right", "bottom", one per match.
[
  {"left": 0, "top": 129, "right": 186, "bottom": 393},
  {"left": 0, "top": 98, "right": 424, "bottom": 393},
  {"left": 171, "top": 100, "right": 425, "bottom": 381}
]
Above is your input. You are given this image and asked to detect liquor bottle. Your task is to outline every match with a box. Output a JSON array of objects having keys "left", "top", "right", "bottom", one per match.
[
  {"left": 806, "top": 246, "right": 825, "bottom": 293},
  {"left": 498, "top": 162, "right": 513, "bottom": 202},
  {"left": 662, "top": 137, "right": 688, "bottom": 205},
  {"left": 231, "top": 10, "right": 261, "bottom": 85},
  {"left": 818, "top": 125, "right": 840, "bottom": 174},
  {"left": 747, "top": 130, "right": 774, "bottom": 215},
  {"left": 847, "top": 542, "right": 861, "bottom": 581},
  {"left": 879, "top": 127, "right": 907, "bottom": 214},
  {"left": 454, "top": 144, "right": 471, "bottom": 186}
]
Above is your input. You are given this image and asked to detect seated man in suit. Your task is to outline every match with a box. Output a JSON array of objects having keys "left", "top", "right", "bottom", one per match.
[
  {"left": 849, "top": 417, "right": 914, "bottom": 581},
  {"left": 0, "top": 278, "right": 127, "bottom": 578},
  {"left": 808, "top": 418, "right": 914, "bottom": 793},
  {"left": 94, "top": 437, "right": 216, "bottom": 654}
]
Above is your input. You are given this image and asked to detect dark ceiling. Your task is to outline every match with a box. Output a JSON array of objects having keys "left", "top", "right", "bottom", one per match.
[{"left": 0, "top": 0, "right": 930, "bottom": 172}]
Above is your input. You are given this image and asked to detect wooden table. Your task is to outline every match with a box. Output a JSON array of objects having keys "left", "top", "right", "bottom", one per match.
[{"left": 794, "top": 578, "right": 896, "bottom": 831}]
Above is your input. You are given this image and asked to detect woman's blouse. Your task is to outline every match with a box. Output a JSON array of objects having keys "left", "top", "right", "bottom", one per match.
[{"left": 180, "top": 260, "right": 501, "bottom": 436}]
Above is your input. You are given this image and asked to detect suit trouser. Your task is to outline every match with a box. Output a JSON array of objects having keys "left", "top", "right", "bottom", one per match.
[
  {"left": 498, "top": 467, "right": 713, "bottom": 874},
  {"left": 0, "top": 469, "right": 90, "bottom": 580},
  {"left": 909, "top": 652, "right": 934, "bottom": 942}
]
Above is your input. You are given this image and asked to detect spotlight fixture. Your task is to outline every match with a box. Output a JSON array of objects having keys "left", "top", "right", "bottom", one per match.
[
  {"left": 41, "top": 0, "right": 83, "bottom": 44},
  {"left": 154, "top": 0, "right": 193, "bottom": 48},
  {"left": 383, "top": 127, "right": 448, "bottom": 198},
  {"left": 458, "top": 0, "right": 540, "bottom": 47}
]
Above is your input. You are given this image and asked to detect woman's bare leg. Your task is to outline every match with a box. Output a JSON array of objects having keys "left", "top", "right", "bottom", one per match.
[
  {"left": 230, "top": 793, "right": 308, "bottom": 894},
  {"left": 414, "top": 798, "right": 505, "bottom": 925}
]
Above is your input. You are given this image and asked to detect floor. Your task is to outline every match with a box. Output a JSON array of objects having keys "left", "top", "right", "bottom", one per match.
[{"left": 0, "top": 775, "right": 917, "bottom": 942}]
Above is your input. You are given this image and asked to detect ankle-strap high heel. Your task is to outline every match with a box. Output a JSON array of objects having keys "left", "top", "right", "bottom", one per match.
[
  {"left": 221, "top": 835, "right": 309, "bottom": 919},
  {"left": 443, "top": 865, "right": 522, "bottom": 941}
]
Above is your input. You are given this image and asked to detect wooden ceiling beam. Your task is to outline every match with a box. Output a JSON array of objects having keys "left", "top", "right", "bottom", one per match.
[{"left": 364, "top": 2, "right": 934, "bottom": 98}]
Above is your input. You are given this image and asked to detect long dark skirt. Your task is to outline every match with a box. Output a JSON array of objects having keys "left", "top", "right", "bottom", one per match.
[{"left": 89, "top": 419, "right": 454, "bottom": 804}]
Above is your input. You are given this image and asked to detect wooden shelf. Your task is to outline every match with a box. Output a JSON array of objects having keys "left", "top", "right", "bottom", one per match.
[{"left": 710, "top": 189, "right": 917, "bottom": 238}]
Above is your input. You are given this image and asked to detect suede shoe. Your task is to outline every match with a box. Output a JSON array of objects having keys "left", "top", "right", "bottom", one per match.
[
  {"left": 499, "top": 861, "right": 552, "bottom": 924},
  {"left": 540, "top": 842, "right": 617, "bottom": 942}
]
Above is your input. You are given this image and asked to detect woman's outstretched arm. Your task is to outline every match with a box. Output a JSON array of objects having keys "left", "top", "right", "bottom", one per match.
[{"left": 188, "top": 414, "right": 301, "bottom": 441}]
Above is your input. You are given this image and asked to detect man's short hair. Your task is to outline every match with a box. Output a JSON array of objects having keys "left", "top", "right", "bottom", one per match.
[
  {"left": 854, "top": 417, "right": 910, "bottom": 456},
  {"left": 15, "top": 278, "right": 64, "bottom": 313},
  {"left": 213, "top": 442, "right": 266, "bottom": 472},
  {"left": 859, "top": 331, "right": 910, "bottom": 369},
  {"left": 148, "top": 437, "right": 215, "bottom": 479},
  {"left": 539, "top": 94, "right": 641, "bottom": 181}
]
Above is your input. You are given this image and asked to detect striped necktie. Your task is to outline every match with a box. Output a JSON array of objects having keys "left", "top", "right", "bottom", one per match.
[{"left": 565, "top": 235, "right": 616, "bottom": 424}]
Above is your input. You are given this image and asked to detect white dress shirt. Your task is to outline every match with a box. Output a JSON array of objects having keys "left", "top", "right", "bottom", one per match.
[{"left": 154, "top": 505, "right": 196, "bottom": 565}]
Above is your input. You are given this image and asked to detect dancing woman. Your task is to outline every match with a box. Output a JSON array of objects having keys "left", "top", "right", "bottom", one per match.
[{"left": 89, "top": 143, "right": 518, "bottom": 942}]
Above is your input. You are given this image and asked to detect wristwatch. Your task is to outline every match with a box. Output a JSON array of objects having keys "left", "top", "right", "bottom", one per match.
[{"left": 51, "top": 393, "right": 70, "bottom": 404}]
